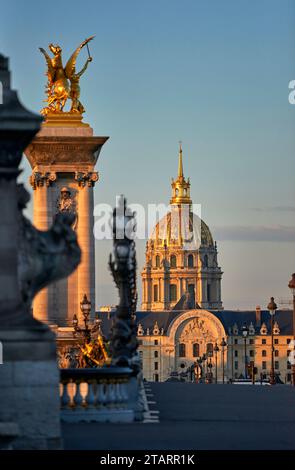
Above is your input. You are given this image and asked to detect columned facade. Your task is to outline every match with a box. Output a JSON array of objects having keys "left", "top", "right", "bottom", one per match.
[{"left": 141, "top": 144, "right": 223, "bottom": 311}]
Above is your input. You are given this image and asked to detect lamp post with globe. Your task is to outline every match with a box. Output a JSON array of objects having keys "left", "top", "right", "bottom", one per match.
[
  {"left": 267, "top": 296, "right": 277, "bottom": 385},
  {"left": 214, "top": 342, "right": 220, "bottom": 384},
  {"left": 72, "top": 294, "right": 101, "bottom": 344},
  {"left": 241, "top": 324, "right": 249, "bottom": 379}
]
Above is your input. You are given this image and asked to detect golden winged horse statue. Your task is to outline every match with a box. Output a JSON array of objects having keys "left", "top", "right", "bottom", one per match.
[{"left": 39, "top": 36, "right": 94, "bottom": 115}]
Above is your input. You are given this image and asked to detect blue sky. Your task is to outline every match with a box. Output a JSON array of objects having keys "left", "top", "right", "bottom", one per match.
[{"left": 1, "top": 0, "right": 295, "bottom": 309}]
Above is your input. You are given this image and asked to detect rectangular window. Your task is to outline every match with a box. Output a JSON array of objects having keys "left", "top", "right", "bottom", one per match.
[
  {"left": 287, "top": 362, "right": 291, "bottom": 370},
  {"left": 275, "top": 350, "right": 279, "bottom": 357},
  {"left": 274, "top": 339, "right": 279, "bottom": 345},
  {"left": 234, "top": 339, "right": 238, "bottom": 345},
  {"left": 262, "top": 339, "right": 266, "bottom": 345},
  {"left": 154, "top": 351, "right": 158, "bottom": 358},
  {"left": 179, "top": 343, "right": 186, "bottom": 358},
  {"left": 287, "top": 338, "right": 291, "bottom": 344},
  {"left": 249, "top": 339, "right": 254, "bottom": 345},
  {"left": 262, "top": 350, "right": 267, "bottom": 357},
  {"left": 250, "top": 350, "right": 254, "bottom": 357},
  {"left": 207, "top": 284, "right": 211, "bottom": 302},
  {"left": 154, "top": 340, "right": 158, "bottom": 345},
  {"left": 193, "top": 343, "right": 200, "bottom": 358},
  {"left": 275, "top": 361, "right": 279, "bottom": 370},
  {"left": 154, "top": 362, "right": 158, "bottom": 370},
  {"left": 169, "top": 284, "right": 177, "bottom": 302},
  {"left": 234, "top": 361, "right": 238, "bottom": 370},
  {"left": 262, "top": 361, "right": 267, "bottom": 370},
  {"left": 153, "top": 284, "right": 158, "bottom": 302},
  {"left": 234, "top": 350, "right": 238, "bottom": 357},
  {"left": 154, "top": 374, "right": 159, "bottom": 382}
]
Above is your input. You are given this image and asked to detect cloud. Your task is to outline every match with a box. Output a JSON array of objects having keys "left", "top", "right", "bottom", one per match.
[
  {"left": 251, "top": 206, "right": 295, "bottom": 212},
  {"left": 213, "top": 225, "right": 295, "bottom": 242}
]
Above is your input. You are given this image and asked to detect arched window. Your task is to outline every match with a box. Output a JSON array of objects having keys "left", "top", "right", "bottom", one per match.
[
  {"left": 207, "top": 343, "right": 213, "bottom": 356},
  {"left": 155, "top": 255, "right": 160, "bottom": 268},
  {"left": 193, "top": 343, "right": 200, "bottom": 358},
  {"left": 170, "top": 254, "right": 177, "bottom": 268},
  {"left": 169, "top": 284, "right": 177, "bottom": 302},
  {"left": 179, "top": 343, "right": 186, "bottom": 358},
  {"left": 203, "top": 254, "right": 208, "bottom": 267},
  {"left": 188, "top": 254, "right": 194, "bottom": 268},
  {"left": 153, "top": 284, "right": 158, "bottom": 302}
]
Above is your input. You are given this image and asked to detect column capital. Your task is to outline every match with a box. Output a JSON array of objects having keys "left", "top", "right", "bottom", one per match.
[
  {"left": 29, "top": 171, "right": 56, "bottom": 189},
  {"left": 75, "top": 171, "right": 99, "bottom": 188}
]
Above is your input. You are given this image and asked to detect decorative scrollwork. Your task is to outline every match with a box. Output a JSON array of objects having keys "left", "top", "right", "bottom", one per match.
[{"left": 75, "top": 171, "right": 99, "bottom": 188}]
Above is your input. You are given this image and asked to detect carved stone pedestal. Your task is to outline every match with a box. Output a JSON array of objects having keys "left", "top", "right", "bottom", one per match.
[
  {"left": 0, "top": 327, "right": 61, "bottom": 449},
  {"left": 25, "top": 118, "right": 108, "bottom": 325}
]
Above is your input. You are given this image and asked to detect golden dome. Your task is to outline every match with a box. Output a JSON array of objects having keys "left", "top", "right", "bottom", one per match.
[
  {"left": 149, "top": 144, "right": 214, "bottom": 249},
  {"left": 150, "top": 211, "right": 214, "bottom": 249}
]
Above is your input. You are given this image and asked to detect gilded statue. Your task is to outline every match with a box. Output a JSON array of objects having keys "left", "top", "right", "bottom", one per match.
[{"left": 39, "top": 36, "right": 94, "bottom": 115}]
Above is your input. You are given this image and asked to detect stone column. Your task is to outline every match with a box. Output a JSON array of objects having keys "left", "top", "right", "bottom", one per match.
[
  {"left": 25, "top": 124, "right": 108, "bottom": 325},
  {"left": 30, "top": 172, "right": 56, "bottom": 323},
  {"left": 76, "top": 172, "right": 97, "bottom": 321}
]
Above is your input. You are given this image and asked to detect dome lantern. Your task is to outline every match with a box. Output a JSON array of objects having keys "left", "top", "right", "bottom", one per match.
[{"left": 170, "top": 143, "right": 192, "bottom": 206}]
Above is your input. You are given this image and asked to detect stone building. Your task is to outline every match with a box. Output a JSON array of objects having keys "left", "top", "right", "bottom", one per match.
[
  {"left": 99, "top": 146, "right": 294, "bottom": 384},
  {"left": 100, "top": 306, "right": 294, "bottom": 384},
  {"left": 141, "top": 144, "right": 223, "bottom": 311}
]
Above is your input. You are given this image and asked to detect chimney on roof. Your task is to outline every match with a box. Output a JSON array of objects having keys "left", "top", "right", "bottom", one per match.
[{"left": 255, "top": 305, "right": 261, "bottom": 327}]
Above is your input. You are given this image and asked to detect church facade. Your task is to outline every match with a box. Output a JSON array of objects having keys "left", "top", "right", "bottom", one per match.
[{"left": 141, "top": 144, "right": 223, "bottom": 312}]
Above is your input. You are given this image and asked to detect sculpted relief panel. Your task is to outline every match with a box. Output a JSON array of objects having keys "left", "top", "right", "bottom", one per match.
[{"left": 177, "top": 317, "right": 217, "bottom": 348}]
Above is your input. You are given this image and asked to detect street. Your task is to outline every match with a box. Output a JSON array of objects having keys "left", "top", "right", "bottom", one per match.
[{"left": 62, "top": 383, "right": 295, "bottom": 450}]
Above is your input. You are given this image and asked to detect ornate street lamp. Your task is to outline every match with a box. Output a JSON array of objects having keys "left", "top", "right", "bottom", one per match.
[
  {"left": 267, "top": 296, "right": 277, "bottom": 385},
  {"left": 72, "top": 294, "right": 101, "bottom": 344},
  {"left": 220, "top": 338, "right": 227, "bottom": 384},
  {"left": 109, "top": 196, "right": 138, "bottom": 369},
  {"left": 207, "top": 350, "right": 213, "bottom": 384},
  {"left": 242, "top": 324, "right": 249, "bottom": 379},
  {"left": 214, "top": 342, "right": 220, "bottom": 384},
  {"left": 197, "top": 357, "right": 203, "bottom": 383},
  {"left": 201, "top": 353, "right": 207, "bottom": 382},
  {"left": 288, "top": 273, "right": 295, "bottom": 386}
]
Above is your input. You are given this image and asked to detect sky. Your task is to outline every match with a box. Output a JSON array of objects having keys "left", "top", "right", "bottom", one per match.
[{"left": 1, "top": 0, "right": 295, "bottom": 310}]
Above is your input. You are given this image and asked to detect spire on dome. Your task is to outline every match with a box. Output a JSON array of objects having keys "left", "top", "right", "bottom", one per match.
[
  {"left": 178, "top": 141, "right": 184, "bottom": 178},
  {"left": 170, "top": 142, "right": 192, "bottom": 205}
]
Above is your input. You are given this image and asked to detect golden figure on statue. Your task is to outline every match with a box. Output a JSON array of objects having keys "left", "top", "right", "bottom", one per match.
[{"left": 39, "top": 36, "right": 94, "bottom": 116}]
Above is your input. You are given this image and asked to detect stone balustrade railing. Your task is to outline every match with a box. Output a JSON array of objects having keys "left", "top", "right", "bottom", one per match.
[{"left": 60, "top": 367, "right": 134, "bottom": 423}]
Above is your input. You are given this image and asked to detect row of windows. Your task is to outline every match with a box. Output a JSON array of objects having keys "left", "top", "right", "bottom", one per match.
[
  {"left": 153, "top": 254, "right": 210, "bottom": 269},
  {"left": 234, "top": 361, "right": 291, "bottom": 370},
  {"left": 179, "top": 342, "right": 214, "bottom": 358},
  {"left": 233, "top": 338, "right": 291, "bottom": 345},
  {"left": 234, "top": 349, "right": 281, "bottom": 357},
  {"left": 153, "top": 283, "right": 211, "bottom": 302},
  {"left": 154, "top": 254, "right": 195, "bottom": 268}
]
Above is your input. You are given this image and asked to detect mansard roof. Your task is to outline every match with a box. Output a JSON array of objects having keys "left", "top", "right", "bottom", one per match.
[{"left": 98, "top": 308, "right": 294, "bottom": 337}]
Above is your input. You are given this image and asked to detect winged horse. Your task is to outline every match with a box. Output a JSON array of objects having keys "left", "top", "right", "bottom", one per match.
[{"left": 39, "top": 36, "right": 94, "bottom": 115}]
